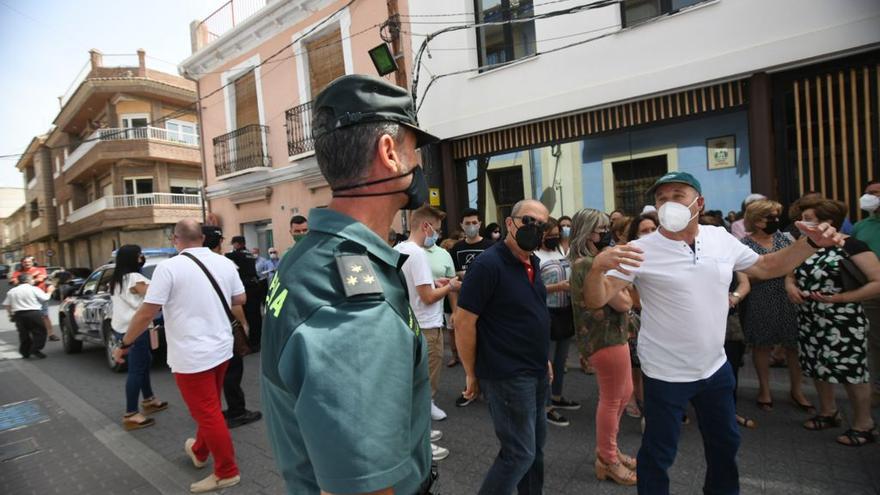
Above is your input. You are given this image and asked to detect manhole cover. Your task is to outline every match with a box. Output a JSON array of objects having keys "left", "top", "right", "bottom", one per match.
[
  {"left": 0, "top": 437, "right": 39, "bottom": 462},
  {"left": 0, "top": 399, "right": 49, "bottom": 432}
]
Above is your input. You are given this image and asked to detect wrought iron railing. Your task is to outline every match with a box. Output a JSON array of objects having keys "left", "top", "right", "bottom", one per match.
[
  {"left": 285, "top": 100, "right": 314, "bottom": 156},
  {"left": 213, "top": 124, "right": 271, "bottom": 176},
  {"left": 195, "top": 0, "right": 268, "bottom": 46}
]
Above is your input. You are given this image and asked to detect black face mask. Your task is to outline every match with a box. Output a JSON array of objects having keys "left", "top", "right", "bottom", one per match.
[
  {"left": 332, "top": 166, "right": 428, "bottom": 210},
  {"left": 543, "top": 237, "right": 560, "bottom": 250},
  {"left": 593, "top": 232, "right": 612, "bottom": 252},
  {"left": 515, "top": 223, "right": 544, "bottom": 252},
  {"left": 761, "top": 218, "right": 780, "bottom": 234}
]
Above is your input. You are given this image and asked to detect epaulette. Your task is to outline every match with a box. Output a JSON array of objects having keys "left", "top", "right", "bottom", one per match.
[{"left": 334, "top": 240, "right": 384, "bottom": 297}]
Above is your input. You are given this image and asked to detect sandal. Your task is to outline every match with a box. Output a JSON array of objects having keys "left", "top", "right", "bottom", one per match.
[
  {"left": 142, "top": 399, "right": 169, "bottom": 415},
  {"left": 756, "top": 399, "right": 773, "bottom": 412},
  {"left": 790, "top": 393, "right": 815, "bottom": 414},
  {"left": 625, "top": 401, "right": 642, "bottom": 418},
  {"left": 595, "top": 456, "right": 636, "bottom": 486},
  {"left": 123, "top": 413, "right": 155, "bottom": 431},
  {"left": 445, "top": 357, "right": 460, "bottom": 368},
  {"left": 736, "top": 415, "right": 757, "bottom": 429},
  {"left": 617, "top": 450, "right": 637, "bottom": 471},
  {"left": 836, "top": 427, "right": 878, "bottom": 447},
  {"left": 803, "top": 411, "right": 842, "bottom": 431}
]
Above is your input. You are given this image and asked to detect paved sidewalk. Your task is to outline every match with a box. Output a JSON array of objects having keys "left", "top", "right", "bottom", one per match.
[{"left": 0, "top": 299, "right": 877, "bottom": 494}]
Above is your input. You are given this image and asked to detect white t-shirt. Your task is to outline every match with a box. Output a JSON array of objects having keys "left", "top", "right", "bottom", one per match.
[
  {"left": 607, "top": 225, "right": 759, "bottom": 382},
  {"left": 3, "top": 284, "right": 50, "bottom": 312},
  {"left": 144, "top": 247, "right": 245, "bottom": 374},
  {"left": 111, "top": 272, "right": 149, "bottom": 333},
  {"left": 395, "top": 241, "right": 444, "bottom": 328}
]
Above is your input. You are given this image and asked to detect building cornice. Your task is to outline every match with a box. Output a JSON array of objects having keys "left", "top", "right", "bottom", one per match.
[
  {"left": 179, "top": 0, "right": 336, "bottom": 79},
  {"left": 205, "top": 156, "right": 322, "bottom": 200}
]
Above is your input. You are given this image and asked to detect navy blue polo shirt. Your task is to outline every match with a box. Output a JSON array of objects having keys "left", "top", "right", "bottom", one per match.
[{"left": 458, "top": 240, "right": 551, "bottom": 380}]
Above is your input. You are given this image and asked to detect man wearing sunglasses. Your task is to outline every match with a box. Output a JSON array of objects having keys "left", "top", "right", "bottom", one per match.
[{"left": 455, "top": 198, "right": 553, "bottom": 494}]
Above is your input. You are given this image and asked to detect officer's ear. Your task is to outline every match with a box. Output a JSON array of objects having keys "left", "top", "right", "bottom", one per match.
[{"left": 376, "top": 134, "right": 401, "bottom": 174}]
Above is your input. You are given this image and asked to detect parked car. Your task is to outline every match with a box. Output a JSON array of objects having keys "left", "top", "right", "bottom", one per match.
[{"left": 59, "top": 261, "right": 166, "bottom": 372}]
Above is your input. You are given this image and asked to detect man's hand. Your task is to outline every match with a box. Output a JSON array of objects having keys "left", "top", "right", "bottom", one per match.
[
  {"left": 112, "top": 347, "right": 129, "bottom": 364},
  {"left": 796, "top": 221, "right": 845, "bottom": 248},
  {"left": 435, "top": 277, "right": 450, "bottom": 287},
  {"left": 448, "top": 277, "right": 462, "bottom": 292},
  {"left": 547, "top": 360, "right": 554, "bottom": 385},
  {"left": 463, "top": 374, "right": 479, "bottom": 401},
  {"left": 593, "top": 244, "right": 644, "bottom": 275}
]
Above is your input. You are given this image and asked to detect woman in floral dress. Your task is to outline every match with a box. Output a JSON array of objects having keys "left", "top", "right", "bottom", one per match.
[{"left": 786, "top": 198, "right": 880, "bottom": 446}]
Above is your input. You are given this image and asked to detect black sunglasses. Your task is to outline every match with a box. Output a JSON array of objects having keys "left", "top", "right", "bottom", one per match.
[{"left": 513, "top": 215, "right": 547, "bottom": 230}]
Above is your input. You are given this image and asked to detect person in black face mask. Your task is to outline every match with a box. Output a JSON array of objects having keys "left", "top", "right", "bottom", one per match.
[
  {"left": 455, "top": 199, "right": 554, "bottom": 493},
  {"left": 259, "top": 74, "right": 441, "bottom": 495},
  {"left": 739, "top": 199, "right": 813, "bottom": 414}
]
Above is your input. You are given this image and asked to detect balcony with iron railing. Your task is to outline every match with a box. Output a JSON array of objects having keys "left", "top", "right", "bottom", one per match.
[
  {"left": 213, "top": 124, "right": 271, "bottom": 177},
  {"left": 63, "top": 126, "right": 200, "bottom": 173},
  {"left": 285, "top": 100, "right": 315, "bottom": 157},
  {"left": 61, "top": 193, "right": 202, "bottom": 240}
]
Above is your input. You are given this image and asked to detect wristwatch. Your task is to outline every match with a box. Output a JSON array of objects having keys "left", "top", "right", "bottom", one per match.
[{"left": 118, "top": 339, "right": 133, "bottom": 350}]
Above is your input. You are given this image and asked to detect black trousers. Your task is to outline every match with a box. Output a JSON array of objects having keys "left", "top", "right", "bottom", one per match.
[
  {"left": 243, "top": 282, "right": 264, "bottom": 350},
  {"left": 223, "top": 353, "right": 246, "bottom": 417},
  {"left": 14, "top": 310, "right": 46, "bottom": 358}
]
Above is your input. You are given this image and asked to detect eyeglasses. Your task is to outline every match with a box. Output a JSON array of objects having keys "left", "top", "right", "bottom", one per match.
[
  {"left": 513, "top": 215, "right": 547, "bottom": 230},
  {"left": 593, "top": 227, "right": 610, "bottom": 234}
]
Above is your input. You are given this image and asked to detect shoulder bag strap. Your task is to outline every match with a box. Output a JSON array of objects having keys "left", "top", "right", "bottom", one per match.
[{"left": 180, "top": 252, "right": 235, "bottom": 322}]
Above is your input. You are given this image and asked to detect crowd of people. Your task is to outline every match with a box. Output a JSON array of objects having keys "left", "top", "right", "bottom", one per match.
[{"left": 5, "top": 74, "right": 879, "bottom": 495}]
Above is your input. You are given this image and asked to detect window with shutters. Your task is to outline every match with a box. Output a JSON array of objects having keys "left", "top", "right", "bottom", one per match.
[
  {"left": 305, "top": 27, "right": 345, "bottom": 98},
  {"left": 233, "top": 70, "right": 260, "bottom": 129}
]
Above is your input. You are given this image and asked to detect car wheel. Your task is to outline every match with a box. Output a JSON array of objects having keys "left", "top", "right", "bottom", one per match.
[
  {"left": 60, "top": 317, "right": 82, "bottom": 354},
  {"left": 103, "top": 322, "right": 127, "bottom": 373}
]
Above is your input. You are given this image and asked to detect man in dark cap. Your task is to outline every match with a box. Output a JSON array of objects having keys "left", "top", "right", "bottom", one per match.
[
  {"left": 261, "top": 74, "right": 438, "bottom": 494},
  {"left": 226, "top": 235, "right": 263, "bottom": 352},
  {"left": 203, "top": 226, "right": 261, "bottom": 429}
]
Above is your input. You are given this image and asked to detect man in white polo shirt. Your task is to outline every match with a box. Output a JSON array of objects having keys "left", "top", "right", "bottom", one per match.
[
  {"left": 113, "top": 219, "right": 246, "bottom": 493},
  {"left": 584, "top": 172, "right": 843, "bottom": 495},
  {"left": 395, "top": 205, "right": 461, "bottom": 462}
]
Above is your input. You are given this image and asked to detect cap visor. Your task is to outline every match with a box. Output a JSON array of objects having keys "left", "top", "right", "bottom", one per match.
[{"left": 402, "top": 123, "right": 439, "bottom": 147}]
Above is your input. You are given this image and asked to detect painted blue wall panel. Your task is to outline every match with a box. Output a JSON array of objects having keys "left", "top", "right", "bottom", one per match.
[{"left": 579, "top": 111, "right": 752, "bottom": 215}]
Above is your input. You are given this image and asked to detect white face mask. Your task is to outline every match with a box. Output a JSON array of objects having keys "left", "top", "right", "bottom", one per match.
[
  {"left": 658, "top": 196, "right": 700, "bottom": 233},
  {"left": 859, "top": 194, "right": 880, "bottom": 213}
]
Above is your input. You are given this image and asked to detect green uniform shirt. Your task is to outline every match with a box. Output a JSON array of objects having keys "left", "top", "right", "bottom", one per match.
[
  {"left": 853, "top": 215, "right": 880, "bottom": 257},
  {"left": 261, "top": 208, "right": 431, "bottom": 495}
]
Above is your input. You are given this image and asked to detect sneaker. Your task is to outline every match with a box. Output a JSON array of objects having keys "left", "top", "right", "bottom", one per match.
[
  {"left": 184, "top": 438, "right": 208, "bottom": 469},
  {"left": 48, "top": 334, "right": 60, "bottom": 342},
  {"left": 32, "top": 351, "right": 47, "bottom": 359},
  {"left": 551, "top": 397, "right": 581, "bottom": 410},
  {"left": 430, "top": 430, "right": 443, "bottom": 442},
  {"left": 431, "top": 443, "right": 449, "bottom": 461},
  {"left": 455, "top": 394, "right": 475, "bottom": 407},
  {"left": 226, "top": 409, "right": 262, "bottom": 429},
  {"left": 190, "top": 473, "right": 241, "bottom": 493},
  {"left": 431, "top": 401, "right": 447, "bottom": 421},
  {"left": 546, "top": 409, "right": 570, "bottom": 427}
]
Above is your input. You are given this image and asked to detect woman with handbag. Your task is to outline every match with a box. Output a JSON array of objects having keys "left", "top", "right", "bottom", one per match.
[
  {"left": 110, "top": 245, "right": 168, "bottom": 430},
  {"left": 570, "top": 209, "right": 636, "bottom": 486},
  {"left": 785, "top": 198, "right": 880, "bottom": 446},
  {"left": 537, "top": 218, "right": 580, "bottom": 427}
]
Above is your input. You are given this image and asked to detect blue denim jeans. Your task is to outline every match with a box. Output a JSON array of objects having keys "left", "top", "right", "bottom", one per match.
[
  {"left": 125, "top": 331, "right": 154, "bottom": 414},
  {"left": 548, "top": 338, "right": 570, "bottom": 398},
  {"left": 479, "top": 374, "right": 548, "bottom": 495},
  {"left": 638, "top": 362, "right": 740, "bottom": 495}
]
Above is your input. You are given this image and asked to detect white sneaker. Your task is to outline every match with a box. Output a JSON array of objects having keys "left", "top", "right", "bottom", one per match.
[
  {"left": 430, "top": 429, "right": 443, "bottom": 442},
  {"left": 431, "top": 443, "right": 449, "bottom": 461},
  {"left": 431, "top": 401, "right": 447, "bottom": 421}
]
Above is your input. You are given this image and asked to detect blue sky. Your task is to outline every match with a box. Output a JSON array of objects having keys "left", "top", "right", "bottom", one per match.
[{"left": 0, "top": 0, "right": 216, "bottom": 187}]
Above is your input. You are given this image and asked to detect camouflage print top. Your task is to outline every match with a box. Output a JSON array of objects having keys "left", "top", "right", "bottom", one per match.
[{"left": 570, "top": 254, "right": 630, "bottom": 358}]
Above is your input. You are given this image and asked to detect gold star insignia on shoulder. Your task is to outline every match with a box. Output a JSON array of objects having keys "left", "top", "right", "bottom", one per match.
[
  {"left": 346, "top": 275, "right": 358, "bottom": 286},
  {"left": 350, "top": 264, "right": 363, "bottom": 273},
  {"left": 362, "top": 275, "right": 375, "bottom": 284}
]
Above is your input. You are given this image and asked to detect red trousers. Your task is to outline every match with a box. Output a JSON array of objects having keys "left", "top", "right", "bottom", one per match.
[
  {"left": 590, "top": 344, "right": 634, "bottom": 464},
  {"left": 174, "top": 360, "right": 239, "bottom": 478}
]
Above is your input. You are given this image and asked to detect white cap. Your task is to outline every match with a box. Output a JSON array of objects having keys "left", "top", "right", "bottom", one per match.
[{"left": 641, "top": 205, "right": 657, "bottom": 214}]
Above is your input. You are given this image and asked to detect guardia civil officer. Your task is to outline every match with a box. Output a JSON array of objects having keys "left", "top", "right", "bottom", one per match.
[
  {"left": 226, "top": 236, "right": 263, "bottom": 351},
  {"left": 260, "top": 74, "right": 438, "bottom": 495}
]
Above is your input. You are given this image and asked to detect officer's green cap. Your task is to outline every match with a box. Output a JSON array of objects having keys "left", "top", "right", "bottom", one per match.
[
  {"left": 646, "top": 171, "right": 702, "bottom": 197},
  {"left": 311, "top": 74, "right": 439, "bottom": 147}
]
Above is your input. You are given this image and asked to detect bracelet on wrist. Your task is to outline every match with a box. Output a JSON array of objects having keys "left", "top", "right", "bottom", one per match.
[
  {"left": 806, "top": 237, "right": 820, "bottom": 249},
  {"left": 118, "top": 339, "right": 133, "bottom": 350}
]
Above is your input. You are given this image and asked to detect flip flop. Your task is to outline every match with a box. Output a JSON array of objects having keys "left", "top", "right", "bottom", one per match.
[
  {"left": 736, "top": 415, "right": 757, "bottom": 429},
  {"left": 756, "top": 400, "right": 773, "bottom": 412}
]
